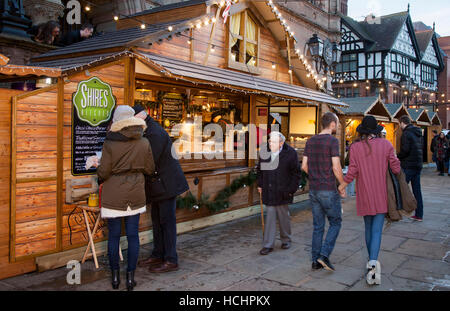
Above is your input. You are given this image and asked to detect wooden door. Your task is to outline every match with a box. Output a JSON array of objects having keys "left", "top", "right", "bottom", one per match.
[
  {"left": 0, "top": 89, "right": 35, "bottom": 279},
  {"left": 10, "top": 84, "right": 63, "bottom": 261}
]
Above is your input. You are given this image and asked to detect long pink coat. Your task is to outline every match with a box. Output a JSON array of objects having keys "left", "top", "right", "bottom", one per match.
[{"left": 344, "top": 138, "right": 401, "bottom": 217}]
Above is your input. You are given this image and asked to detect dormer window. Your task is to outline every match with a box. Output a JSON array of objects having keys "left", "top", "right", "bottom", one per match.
[{"left": 228, "top": 10, "right": 260, "bottom": 74}]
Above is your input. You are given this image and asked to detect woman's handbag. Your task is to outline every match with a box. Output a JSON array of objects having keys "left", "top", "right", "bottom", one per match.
[
  {"left": 388, "top": 166, "right": 403, "bottom": 211},
  {"left": 386, "top": 168, "right": 417, "bottom": 222}
]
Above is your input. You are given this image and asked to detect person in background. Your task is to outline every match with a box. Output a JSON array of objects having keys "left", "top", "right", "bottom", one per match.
[
  {"left": 96, "top": 105, "right": 155, "bottom": 291},
  {"left": 30, "top": 21, "right": 60, "bottom": 45},
  {"left": 134, "top": 104, "right": 189, "bottom": 273},
  {"left": 435, "top": 132, "right": 449, "bottom": 176},
  {"left": 397, "top": 115, "right": 424, "bottom": 222},
  {"left": 257, "top": 131, "right": 301, "bottom": 256},
  {"left": 446, "top": 131, "right": 450, "bottom": 176},
  {"left": 58, "top": 23, "right": 94, "bottom": 46},
  {"left": 339, "top": 116, "right": 401, "bottom": 286},
  {"left": 430, "top": 130, "right": 439, "bottom": 171},
  {"left": 302, "top": 112, "right": 345, "bottom": 272}
]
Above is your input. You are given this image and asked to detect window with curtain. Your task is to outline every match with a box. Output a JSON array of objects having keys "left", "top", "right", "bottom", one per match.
[{"left": 229, "top": 10, "right": 259, "bottom": 69}]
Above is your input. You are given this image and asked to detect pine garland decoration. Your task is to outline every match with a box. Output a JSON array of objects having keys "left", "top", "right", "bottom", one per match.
[{"left": 177, "top": 170, "right": 258, "bottom": 213}]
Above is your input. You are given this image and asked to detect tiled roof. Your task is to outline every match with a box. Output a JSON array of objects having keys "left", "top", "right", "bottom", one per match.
[
  {"left": 385, "top": 103, "right": 403, "bottom": 116},
  {"left": 339, "top": 96, "right": 379, "bottom": 114},
  {"left": 31, "top": 19, "right": 190, "bottom": 61},
  {"left": 130, "top": 0, "right": 208, "bottom": 18}
]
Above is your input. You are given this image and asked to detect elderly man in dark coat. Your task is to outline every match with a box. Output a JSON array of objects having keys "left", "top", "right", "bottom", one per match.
[
  {"left": 134, "top": 104, "right": 189, "bottom": 272},
  {"left": 257, "top": 131, "right": 302, "bottom": 255}
]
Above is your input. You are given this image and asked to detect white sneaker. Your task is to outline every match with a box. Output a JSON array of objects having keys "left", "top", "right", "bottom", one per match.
[
  {"left": 374, "top": 261, "right": 381, "bottom": 285},
  {"left": 366, "top": 262, "right": 376, "bottom": 285}
]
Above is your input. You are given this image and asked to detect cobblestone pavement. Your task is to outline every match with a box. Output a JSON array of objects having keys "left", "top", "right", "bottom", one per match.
[{"left": 1, "top": 168, "right": 449, "bottom": 291}]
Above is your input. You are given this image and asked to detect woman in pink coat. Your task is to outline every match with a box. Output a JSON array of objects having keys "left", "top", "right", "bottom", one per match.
[{"left": 339, "top": 116, "right": 401, "bottom": 285}]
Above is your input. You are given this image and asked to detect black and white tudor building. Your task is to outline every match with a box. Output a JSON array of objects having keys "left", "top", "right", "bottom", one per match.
[{"left": 332, "top": 10, "right": 444, "bottom": 109}]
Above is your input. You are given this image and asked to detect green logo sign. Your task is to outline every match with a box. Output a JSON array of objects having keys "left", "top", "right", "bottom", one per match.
[{"left": 73, "top": 77, "right": 116, "bottom": 126}]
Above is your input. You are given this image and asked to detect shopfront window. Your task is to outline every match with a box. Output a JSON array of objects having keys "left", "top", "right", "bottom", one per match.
[
  {"left": 229, "top": 10, "right": 260, "bottom": 72},
  {"left": 421, "top": 64, "right": 434, "bottom": 84}
]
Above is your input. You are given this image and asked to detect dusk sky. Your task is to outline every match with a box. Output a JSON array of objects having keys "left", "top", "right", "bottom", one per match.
[{"left": 348, "top": 0, "right": 450, "bottom": 37}]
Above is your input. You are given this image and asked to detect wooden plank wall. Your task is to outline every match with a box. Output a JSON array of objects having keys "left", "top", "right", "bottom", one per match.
[
  {"left": 13, "top": 89, "right": 59, "bottom": 259},
  {"left": 139, "top": 6, "right": 301, "bottom": 86},
  {"left": 0, "top": 89, "right": 36, "bottom": 279}
]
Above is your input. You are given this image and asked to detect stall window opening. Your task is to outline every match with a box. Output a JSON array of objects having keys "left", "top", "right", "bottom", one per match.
[{"left": 229, "top": 10, "right": 259, "bottom": 69}]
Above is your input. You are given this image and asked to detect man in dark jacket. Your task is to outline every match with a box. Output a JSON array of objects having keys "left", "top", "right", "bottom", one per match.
[
  {"left": 398, "top": 115, "right": 424, "bottom": 221},
  {"left": 257, "top": 131, "right": 301, "bottom": 256},
  {"left": 430, "top": 130, "right": 439, "bottom": 169},
  {"left": 134, "top": 104, "right": 189, "bottom": 273}
]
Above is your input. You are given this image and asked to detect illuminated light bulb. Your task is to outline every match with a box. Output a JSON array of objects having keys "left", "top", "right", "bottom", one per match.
[
  {"left": 353, "top": 83, "right": 357, "bottom": 87},
  {"left": 85, "top": 6, "right": 90, "bottom": 11},
  {"left": 272, "top": 63, "right": 276, "bottom": 69},
  {"left": 306, "top": 74, "right": 310, "bottom": 78},
  {"left": 196, "top": 23, "right": 202, "bottom": 29},
  {"left": 212, "top": 17, "right": 216, "bottom": 23},
  {"left": 291, "top": 32, "right": 295, "bottom": 36},
  {"left": 274, "top": 6, "right": 278, "bottom": 11},
  {"left": 168, "top": 26, "right": 173, "bottom": 31},
  {"left": 380, "top": 88, "right": 384, "bottom": 92},
  {"left": 114, "top": 16, "right": 119, "bottom": 21},
  {"left": 300, "top": 54, "right": 304, "bottom": 59},
  {"left": 288, "top": 69, "right": 292, "bottom": 74},
  {"left": 287, "top": 26, "right": 290, "bottom": 30},
  {"left": 220, "top": 1, "right": 225, "bottom": 7},
  {"left": 141, "top": 24, "right": 146, "bottom": 29},
  {"left": 204, "top": 20, "right": 209, "bottom": 26}
]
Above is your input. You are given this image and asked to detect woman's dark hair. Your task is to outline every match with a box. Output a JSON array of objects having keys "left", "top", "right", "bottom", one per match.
[
  {"left": 35, "top": 21, "right": 60, "bottom": 45},
  {"left": 352, "top": 132, "right": 377, "bottom": 156}
]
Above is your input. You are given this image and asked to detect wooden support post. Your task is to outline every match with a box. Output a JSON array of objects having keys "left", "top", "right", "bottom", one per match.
[
  {"left": 203, "top": 6, "right": 222, "bottom": 66},
  {"left": 57, "top": 78, "right": 64, "bottom": 252},
  {"left": 248, "top": 95, "right": 257, "bottom": 168},
  {"left": 189, "top": 28, "right": 194, "bottom": 62},
  {"left": 286, "top": 34, "right": 293, "bottom": 85},
  {"left": 124, "top": 56, "right": 136, "bottom": 106}
]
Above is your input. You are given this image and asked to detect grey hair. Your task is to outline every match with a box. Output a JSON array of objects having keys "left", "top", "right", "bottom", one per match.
[{"left": 269, "top": 131, "right": 286, "bottom": 143}]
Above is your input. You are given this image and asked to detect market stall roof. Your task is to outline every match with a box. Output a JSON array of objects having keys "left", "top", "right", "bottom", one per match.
[
  {"left": 385, "top": 103, "right": 411, "bottom": 121},
  {"left": 338, "top": 96, "right": 391, "bottom": 120},
  {"left": 427, "top": 111, "right": 442, "bottom": 126},
  {"left": 135, "top": 51, "right": 347, "bottom": 106},
  {"left": 408, "top": 108, "right": 431, "bottom": 125},
  {"left": 31, "top": 19, "right": 193, "bottom": 61}
]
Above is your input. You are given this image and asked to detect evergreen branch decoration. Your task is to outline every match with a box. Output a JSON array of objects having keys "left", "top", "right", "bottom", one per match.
[{"left": 177, "top": 170, "right": 258, "bottom": 213}]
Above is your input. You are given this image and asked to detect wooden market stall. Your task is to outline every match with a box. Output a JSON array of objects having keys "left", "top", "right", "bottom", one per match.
[
  {"left": 0, "top": 1, "right": 346, "bottom": 278},
  {"left": 385, "top": 103, "right": 412, "bottom": 153},
  {"left": 408, "top": 108, "right": 432, "bottom": 163},
  {"left": 335, "top": 96, "right": 392, "bottom": 163}
]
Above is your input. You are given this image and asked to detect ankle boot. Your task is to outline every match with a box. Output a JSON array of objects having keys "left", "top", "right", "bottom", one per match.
[
  {"left": 111, "top": 269, "right": 120, "bottom": 289},
  {"left": 126, "top": 271, "right": 137, "bottom": 291}
]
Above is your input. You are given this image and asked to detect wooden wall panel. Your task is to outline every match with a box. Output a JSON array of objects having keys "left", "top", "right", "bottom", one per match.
[
  {"left": 12, "top": 89, "right": 58, "bottom": 259},
  {"left": 141, "top": 10, "right": 303, "bottom": 87},
  {"left": 0, "top": 89, "right": 36, "bottom": 280}
]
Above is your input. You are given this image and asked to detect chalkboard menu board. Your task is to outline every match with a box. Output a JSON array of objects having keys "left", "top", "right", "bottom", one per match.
[
  {"left": 162, "top": 95, "right": 183, "bottom": 122},
  {"left": 71, "top": 77, "right": 116, "bottom": 176}
]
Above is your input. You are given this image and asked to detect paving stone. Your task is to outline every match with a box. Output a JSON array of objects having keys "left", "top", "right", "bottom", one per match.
[
  {"left": 311, "top": 264, "right": 364, "bottom": 286},
  {"left": 396, "top": 239, "right": 449, "bottom": 260},
  {"left": 300, "top": 277, "right": 349, "bottom": 291},
  {"left": 224, "top": 254, "right": 283, "bottom": 276},
  {"left": 380, "top": 235, "right": 407, "bottom": 251},
  {"left": 260, "top": 263, "right": 312, "bottom": 287},
  {"left": 223, "top": 277, "right": 305, "bottom": 291},
  {"left": 169, "top": 266, "right": 251, "bottom": 291},
  {"left": 349, "top": 274, "right": 433, "bottom": 291},
  {"left": 0, "top": 281, "right": 18, "bottom": 291},
  {"left": 392, "top": 257, "right": 450, "bottom": 284},
  {"left": 335, "top": 229, "right": 364, "bottom": 244}
]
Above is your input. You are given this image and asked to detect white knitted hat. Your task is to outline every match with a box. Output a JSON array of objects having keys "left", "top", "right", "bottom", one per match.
[{"left": 112, "top": 105, "right": 135, "bottom": 123}]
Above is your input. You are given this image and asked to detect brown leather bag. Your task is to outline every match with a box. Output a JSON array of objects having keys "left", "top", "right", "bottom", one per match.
[{"left": 386, "top": 169, "right": 417, "bottom": 222}]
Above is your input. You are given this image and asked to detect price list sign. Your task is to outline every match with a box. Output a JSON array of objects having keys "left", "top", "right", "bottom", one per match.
[{"left": 71, "top": 77, "right": 116, "bottom": 175}]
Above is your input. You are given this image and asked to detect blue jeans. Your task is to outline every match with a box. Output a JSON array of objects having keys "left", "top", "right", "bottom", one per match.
[
  {"left": 107, "top": 214, "right": 140, "bottom": 272},
  {"left": 403, "top": 168, "right": 424, "bottom": 218},
  {"left": 309, "top": 190, "right": 342, "bottom": 262},
  {"left": 363, "top": 214, "right": 385, "bottom": 261},
  {"left": 151, "top": 197, "right": 178, "bottom": 264}
]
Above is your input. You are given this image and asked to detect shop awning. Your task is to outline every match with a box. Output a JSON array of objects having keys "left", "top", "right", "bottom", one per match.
[{"left": 136, "top": 52, "right": 347, "bottom": 107}]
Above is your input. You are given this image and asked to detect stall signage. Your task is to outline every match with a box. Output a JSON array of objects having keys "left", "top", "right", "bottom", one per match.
[{"left": 71, "top": 77, "right": 116, "bottom": 176}]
